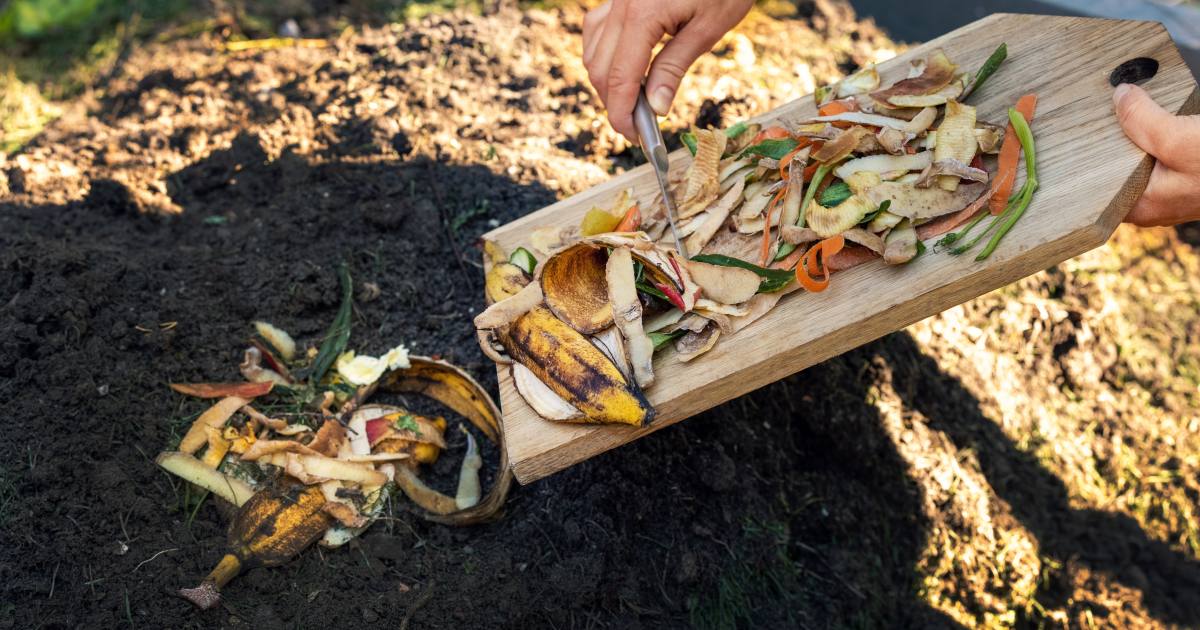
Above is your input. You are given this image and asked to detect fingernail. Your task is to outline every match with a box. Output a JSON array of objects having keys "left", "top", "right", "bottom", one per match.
[
  {"left": 1113, "top": 82, "right": 1132, "bottom": 108},
  {"left": 649, "top": 85, "right": 674, "bottom": 116}
]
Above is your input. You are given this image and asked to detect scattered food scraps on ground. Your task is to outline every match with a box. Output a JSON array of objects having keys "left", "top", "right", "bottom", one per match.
[{"left": 155, "top": 266, "right": 512, "bottom": 609}]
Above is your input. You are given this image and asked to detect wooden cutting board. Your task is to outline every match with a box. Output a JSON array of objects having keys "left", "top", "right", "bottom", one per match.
[{"left": 482, "top": 13, "right": 1200, "bottom": 485}]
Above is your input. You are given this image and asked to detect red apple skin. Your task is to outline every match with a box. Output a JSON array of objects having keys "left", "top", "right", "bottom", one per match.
[{"left": 365, "top": 418, "right": 392, "bottom": 445}]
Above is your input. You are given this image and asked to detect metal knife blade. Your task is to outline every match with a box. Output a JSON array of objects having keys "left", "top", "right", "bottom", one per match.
[{"left": 633, "top": 87, "right": 687, "bottom": 258}]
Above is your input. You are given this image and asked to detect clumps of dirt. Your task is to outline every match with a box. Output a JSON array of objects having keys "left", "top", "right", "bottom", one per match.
[
  {"left": 2, "top": 1, "right": 1199, "bottom": 628},
  {"left": 1, "top": 2, "right": 893, "bottom": 211},
  {"left": 895, "top": 225, "right": 1200, "bottom": 626}
]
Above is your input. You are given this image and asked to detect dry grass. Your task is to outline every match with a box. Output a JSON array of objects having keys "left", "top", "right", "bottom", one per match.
[
  {"left": 894, "top": 226, "right": 1200, "bottom": 625},
  {"left": 0, "top": 70, "right": 60, "bottom": 154},
  {"left": 4, "top": 3, "right": 1196, "bottom": 626}
]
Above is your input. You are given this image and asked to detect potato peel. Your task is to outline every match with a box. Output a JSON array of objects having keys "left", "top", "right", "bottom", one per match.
[
  {"left": 675, "top": 325, "right": 721, "bottom": 363},
  {"left": 865, "top": 180, "right": 987, "bottom": 220},
  {"left": 678, "top": 128, "right": 727, "bottom": 218},
  {"left": 933, "top": 100, "right": 978, "bottom": 191},
  {"left": 685, "top": 259, "right": 760, "bottom": 305},
  {"left": 179, "top": 396, "right": 251, "bottom": 455},
  {"left": 606, "top": 247, "right": 655, "bottom": 388},
  {"left": 870, "top": 49, "right": 958, "bottom": 106}
]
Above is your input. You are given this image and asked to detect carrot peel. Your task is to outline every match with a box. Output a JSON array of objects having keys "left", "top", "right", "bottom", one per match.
[
  {"left": 990, "top": 94, "right": 1037, "bottom": 215},
  {"left": 614, "top": 205, "right": 641, "bottom": 232},
  {"left": 750, "top": 126, "right": 791, "bottom": 145},
  {"left": 795, "top": 235, "right": 846, "bottom": 292},
  {"left": 759, "top": 188, "right": 788, "bottom": 266}
]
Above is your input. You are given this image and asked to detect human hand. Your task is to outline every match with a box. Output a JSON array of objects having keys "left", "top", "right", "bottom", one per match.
[
  {"left": 582, "top": 0, "right": 754, "bottom": 140},
  {"left": 1113, "top": 83, "right": 1200, "bottom": 227}
]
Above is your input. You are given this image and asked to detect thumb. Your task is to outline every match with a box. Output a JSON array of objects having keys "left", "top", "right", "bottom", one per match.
[
  {"left": 1113, "top": 83, "right": 1189, "bottom": 168},
  {"left": 644, "top": 27, "right": 720, "bottom": 116}
]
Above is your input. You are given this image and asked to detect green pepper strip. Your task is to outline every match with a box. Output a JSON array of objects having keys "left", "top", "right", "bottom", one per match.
[
  {"left": 945, "top": 108, "right": 1036, "bottom": 258},
  {"left": 975, "top": 108, "right": 1037, "bottom": 261},
  {"left": 947, "top": 193, "right": 1016, "bottom": 254},
  {"left": 962, "top": 43, "right": 1007, "bottom": 100}
]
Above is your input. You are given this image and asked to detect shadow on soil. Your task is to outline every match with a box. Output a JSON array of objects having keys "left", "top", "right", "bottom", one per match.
[
  {"left": 880, "top": 332, "right": 1200, "bottom": 625},
  {"left": 3, "top": 140, "right": 1199, "bottom": 627}
]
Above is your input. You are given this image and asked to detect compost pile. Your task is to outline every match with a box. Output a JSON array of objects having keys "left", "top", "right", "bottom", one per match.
[
  {"left": 2, "top": 2, "right": 1199, "bottom": 628},
  {"left": 475, "top": 45, "right": 1043, "bottom": 426}
]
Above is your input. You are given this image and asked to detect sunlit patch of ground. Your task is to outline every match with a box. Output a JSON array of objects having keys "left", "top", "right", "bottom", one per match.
[
  {"left": 2, "top": 1, "right": 1196, "bottom": 626},
  {"left": 0, "top": 70, "right": 60, "bottom": 155},
  {"left": 899, "top": 226, "right": 1200, "bottom": 625}
]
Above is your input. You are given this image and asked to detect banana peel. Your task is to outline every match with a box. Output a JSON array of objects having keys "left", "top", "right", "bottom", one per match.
[
  {"left": 485, "top": 262, "right": 530, "bottom": 304},
  {"left": 539, "top": 243, "right": 613, "bottom": 334},
  {"left": 172, "top": 354, "right": 514, "bottom": 609},
  {"left": 380, "top": 356, "right": 514, "bottom": 525},
  {"left": 179, "top": 483, "right": 333, "bottom": 610},
  {"left": 501, "top": 306, "right": 653, "bottom": 427}
]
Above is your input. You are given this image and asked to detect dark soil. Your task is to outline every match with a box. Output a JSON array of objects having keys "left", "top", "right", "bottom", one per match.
[{"left": 3, "top": 3, "right": 1199, "bottom": 629}]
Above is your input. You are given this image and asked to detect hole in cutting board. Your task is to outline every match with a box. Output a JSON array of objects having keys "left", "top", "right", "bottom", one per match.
[{"left": 1109, "top": 57, "right": 1160, "bottom": 86}]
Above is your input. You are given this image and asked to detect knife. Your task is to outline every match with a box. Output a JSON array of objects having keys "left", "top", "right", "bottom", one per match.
[{"left": 633, "top": 86, "right": 687, "bottom": 258}]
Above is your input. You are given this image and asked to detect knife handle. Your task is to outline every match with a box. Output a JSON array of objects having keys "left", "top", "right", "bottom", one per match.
[{"left": 634, "top": 87, "right": 669, "bottom": 172}]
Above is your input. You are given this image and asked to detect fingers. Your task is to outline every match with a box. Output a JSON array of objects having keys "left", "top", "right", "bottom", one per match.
[
  {"left": 645, "top": 24, "right": 723, "bottom": 115},
  {"left": 1124, "top": 162, "right": 1200, "bottom": 227},
  {"left": 582, "top": 1, "right": 611, "bottom": 67},
  {"left": 1113, "top": 83, "right": 1200, "bottom": 171},
  {"left": 603, "top": 20, "right": 666, "bottom": 139},
  {"left": 583, "top": 0, "right": 628, "bottom": 103}
]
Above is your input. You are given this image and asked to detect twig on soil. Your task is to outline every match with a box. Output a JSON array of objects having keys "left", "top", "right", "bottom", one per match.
[
  {"left": 793, "top": 541, "right": 865, "bottom": 599},
  {"left": 423, "top": 162, "right": 473, "bottom": 284},
  {"left": 399, "top": 581, "right": 436, "bottom": 630},
  {"left": 133, "top": 548, "right": 179, "bottom": 572},
  {"left": 223, "top": 38, "right": 328, "bottom": 52},
  {"left": 47, "top": 561, "right": 59, "bottom": 599},
  {"left": 532, "top": 520, "right": 562, "bottom": 562},
  {"left": 123, "top": 588, "right": 134, "bottom": 628},
  {"left": 634, "top": 533, "right": 673, "bottom": 551},
  {"left": 84, "top": 565, "right": 103, "bottom": 597},
  {"left": 119, "top": 506, "right": 134, "bottom": 543}
]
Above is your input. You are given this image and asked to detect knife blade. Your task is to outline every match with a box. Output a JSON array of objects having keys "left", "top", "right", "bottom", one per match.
[{"left": 633, "top": 87, "right": 687, "bottom": 258}]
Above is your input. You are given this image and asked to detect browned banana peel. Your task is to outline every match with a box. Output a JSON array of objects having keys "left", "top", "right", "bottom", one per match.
[
  {"left": 539, "top": 242, "right": 613, "bottom": 334},
  {"left": 180, "top": 484, "right": 333, "bottom": 610},
  {"left": 177, "top": 355, "right": 514, "bottom": 609},
  {"left": 500, "top": 306, "right": 653, "bottom": 427},
  {"left": 380, "top": 355, "right": 514, "bottom": 525},
  {"left": 485, "top": 261, "right": 531, "bottom": 304}
]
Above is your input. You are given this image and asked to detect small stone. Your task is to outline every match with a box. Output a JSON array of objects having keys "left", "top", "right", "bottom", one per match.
[{"left": 279, "top": 19, "right": 301, "bottom": 39}]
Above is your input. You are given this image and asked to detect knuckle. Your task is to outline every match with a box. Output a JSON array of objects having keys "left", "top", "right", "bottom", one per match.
[
  {"left": 607, "top": 66, "right": 640, "bottom": 91},
  {"left": 653, "top": 57, "right": 690, "bottom": 81},
  {"left": 621, "top": 0, "right": 649, "bottom": 20}
]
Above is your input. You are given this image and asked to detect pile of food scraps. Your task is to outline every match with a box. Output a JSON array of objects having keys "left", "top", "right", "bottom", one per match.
[
  {"left": 154, "top": 266, "right": 511, "bottom": 608},
  {"left": 476, "top": 44, "right": 1040, "bottom": 426}
]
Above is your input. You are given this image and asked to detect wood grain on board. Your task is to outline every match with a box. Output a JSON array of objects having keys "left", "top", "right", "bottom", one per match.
[{"left": 482, "top": 13, "right": 1200, "bottom": 484}]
